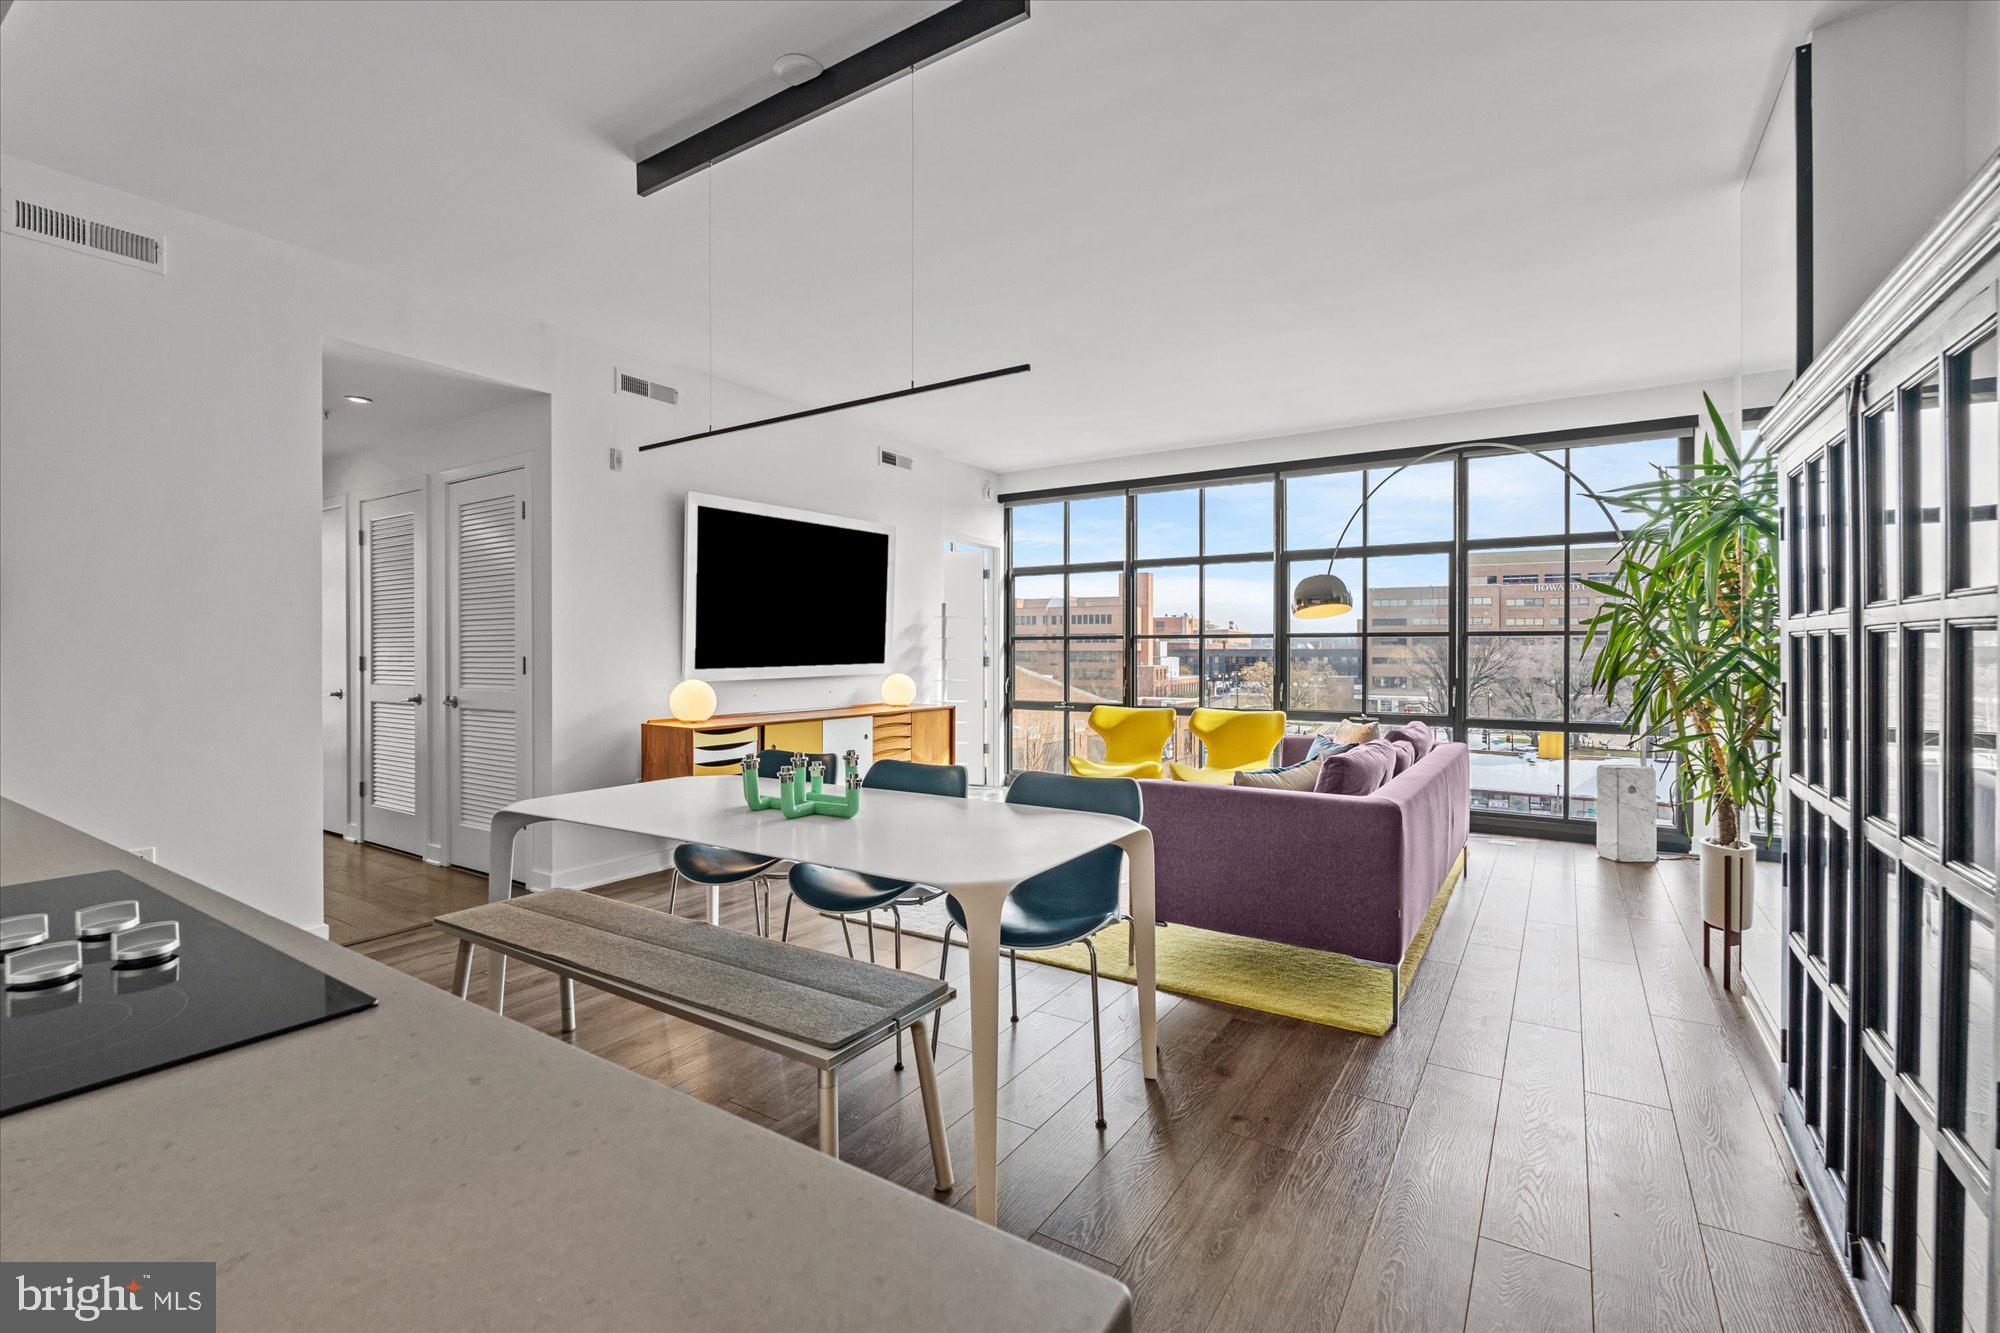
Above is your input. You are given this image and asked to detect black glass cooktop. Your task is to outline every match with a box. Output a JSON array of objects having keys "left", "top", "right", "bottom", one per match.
[{"left": 0, "top": 871, "right": 375, "bottom": 1115}]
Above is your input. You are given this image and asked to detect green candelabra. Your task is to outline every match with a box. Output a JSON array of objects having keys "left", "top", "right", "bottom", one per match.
[{"left": 741, "top": 751, "right": 862, "bottom": 819}]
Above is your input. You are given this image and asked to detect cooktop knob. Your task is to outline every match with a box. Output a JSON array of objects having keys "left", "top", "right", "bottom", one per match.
[
  {"left": 109, "top": 922, "right": 181, "bottom": 967},
  {"left": 3, "top": 940, "right": 83, "bottom": 990},
  {"left": 75, "top": 900, "right": 142, "bottom": 940},
  {"left": 0, "top": 913, "right": 50, "bottom": 953}
]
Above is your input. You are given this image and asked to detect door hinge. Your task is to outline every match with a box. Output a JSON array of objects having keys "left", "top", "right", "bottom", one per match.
[
  {"left": 357, "top": 529, "right": 365, "bottom": 546},
  {"left": 521, "top": 500, "right": 526, "bottom": 520},
  {"left": 358, "top": 780, "right": 367, "bottom": 797},
  {"left": 359, "top": 655, "right": 367, "bottom": 672},
  {"left": 522, "top": 655, "right": 528, "bottom": 674}
]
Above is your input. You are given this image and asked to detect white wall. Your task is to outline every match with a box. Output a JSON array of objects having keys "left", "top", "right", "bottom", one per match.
[
  {"left": 1811, "top": 0, "right": 2000, "bottom": 352},
  {"left": 1, "top": 153, "right": 1001, "bottom": 927},
  {"left": 323, "top": 395, "right": 546, "bottom": 498},
  {"left": 994, "top": 373, "right": 1782, "bottom": 499}
]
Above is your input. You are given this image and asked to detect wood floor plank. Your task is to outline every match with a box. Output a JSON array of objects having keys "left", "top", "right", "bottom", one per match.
[
  {"left": 1464, "top": 1238, "right": 1592, "bottom": 1333},
  {"left": 1427, "top": 943, "right": 1519, "bottom": 1078},
  {"left": 977, "top": 1059, "right": 1156, "bottom": 1238},
  {"left": 1468, "top": 877, "right": 1531, "bottom": 951},
  {"left": 1579, "top": 956, "right": 1671, "bottom": 1108},
  {"left": 1208, "top": 1091, "right": 1406, "bottom": 1332},
  {"left": 1480, "top": 1021, "right": 1589, "bottom": 1268},
  {"left": 1038, "top": 1018, "right": 1290, "bottom": 1265},
  {"left": 1224, "top": 1019, "right": 1359, "bottom": 1151},
  {"left": 1334, "top": 1064, "right": 1501, "bottom": 1333},
  {"left": 1575, "top": 893, "right": 1639, "bottom": 964},
  {"left": 1333, "top": 960, "right": 1456, "bottom": 1109},
  {"left": 1526, "top": 871, "right": 1578, "bottom": 925},
  {"left": 1629, "top": 916, "right": 1729, "bottom": 1025},
  {"left": 1119, "top": 1131, "right": 1293, "bottom": 1333},
  {"left": 1512, "top": 921, "right": 1581, "bottom": 1031},
  {"left": 1587, "top": 1092, "right": 1723, "bottom": 1332},
  {"left": 1700, "top": 1224, "right": 1866, "bottom": 1333},
  {"left": 1651, "top": 1014, "right": 1823, "bottom": 1252}
]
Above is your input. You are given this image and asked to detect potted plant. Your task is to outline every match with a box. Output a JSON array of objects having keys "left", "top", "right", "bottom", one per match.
[{"left": 1581, "top": 395, "right": 1780, "bottom": 971}]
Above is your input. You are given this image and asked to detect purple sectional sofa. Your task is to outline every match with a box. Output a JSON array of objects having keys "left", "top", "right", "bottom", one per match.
[{"left": 1136, "top": 733, "right": 1471, "bottom": 1011}]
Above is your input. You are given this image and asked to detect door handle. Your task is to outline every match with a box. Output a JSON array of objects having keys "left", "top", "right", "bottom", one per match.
[
  {"left": 444, "top": 695, "right": 459, "bottom": 709},
  {"left": 328, "top": 689, "right": 344, "bottom": 699},
  {"left": 406, "top": 693, "right": 424, "bottom": 705}
]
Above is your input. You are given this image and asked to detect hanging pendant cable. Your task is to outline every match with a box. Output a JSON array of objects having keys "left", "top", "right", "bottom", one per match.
[
  {"left": 908, "top": 65, "right": 917, "bottom": 390},
  {"left": 706, "top": 160, "right": 715, "bottom": 433}
]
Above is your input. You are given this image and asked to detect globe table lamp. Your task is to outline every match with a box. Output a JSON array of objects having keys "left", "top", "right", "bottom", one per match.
[
  {"left": 670, "top": 679, "right": 717, "bottom": 723},
  {"left": 881, "top": 672, "right": 917, "bottom": 707}
]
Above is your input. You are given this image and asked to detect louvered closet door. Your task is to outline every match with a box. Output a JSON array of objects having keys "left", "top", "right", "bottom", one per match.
[
  {"left": 444, "top": 470, "right": 529, "bottom": 873},
  {"left": 359, "top": 489, "right": 428, "bottom": 856}
]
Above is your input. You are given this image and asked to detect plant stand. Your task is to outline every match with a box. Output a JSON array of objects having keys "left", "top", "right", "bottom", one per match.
[{"left": 1700, "top": 838, "right": 1755, "bottom": 991}]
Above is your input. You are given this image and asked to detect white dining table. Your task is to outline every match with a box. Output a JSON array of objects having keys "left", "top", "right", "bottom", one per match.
[{"left": 486, "top": 775, "right": 1159, "bottom": 1226}]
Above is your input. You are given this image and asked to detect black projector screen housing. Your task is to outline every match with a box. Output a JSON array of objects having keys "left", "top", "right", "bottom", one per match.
[{"left": 688, "top": 501, "right": 891, "bottom": 675}]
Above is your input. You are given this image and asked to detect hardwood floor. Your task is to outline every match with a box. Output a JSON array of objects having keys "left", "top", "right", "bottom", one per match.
[
  {"left": 350, "top": 835, "right": 1865, "bottom": 1332},
  {"left": 321, "top": 834, "right": 484, "bottom": 945}
]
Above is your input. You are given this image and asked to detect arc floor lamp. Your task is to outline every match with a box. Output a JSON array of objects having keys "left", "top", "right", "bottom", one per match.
[{"left": 1290, "top": 440, "right": 1631, "bottom": 619}]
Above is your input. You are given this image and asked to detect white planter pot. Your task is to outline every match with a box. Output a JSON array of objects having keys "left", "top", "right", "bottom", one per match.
[
  {"left": 1699, "top": 837, "right": 1755, "bottom": 991},
  {"left": 1700, "top": 839, "right": 1755, "bottom": 930}
]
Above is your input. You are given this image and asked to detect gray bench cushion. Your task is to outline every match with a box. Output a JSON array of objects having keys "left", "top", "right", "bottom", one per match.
[{"left": 437, "top": 890, "right": 949, "bottom": 1052}]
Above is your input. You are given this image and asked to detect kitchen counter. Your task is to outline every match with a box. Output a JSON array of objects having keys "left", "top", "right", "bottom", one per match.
[{"left": 0, "top": 800, "right": 1132, "bottom": 1331}]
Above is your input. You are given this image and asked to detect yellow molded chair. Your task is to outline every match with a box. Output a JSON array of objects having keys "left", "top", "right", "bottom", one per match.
[
  {"left": 1068, "top": 706, "right": 1175, "bottom": 780},
  {"left": 1167, "top": 707, "right": 1288, "bottom": 782}
]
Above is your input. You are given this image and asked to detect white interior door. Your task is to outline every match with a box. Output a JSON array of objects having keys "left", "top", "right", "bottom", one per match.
[
  {"left": 941, "top": 546, "right": 992, "bottom": 784},
  {"left": 444, "top": 469, "right": 529, "bottom": 873},
  {"left": 359, "top": 487, "right": 427, "bottom": 856},
  {"left": 322, "top": 501, "right": 349, "bottom": 835}
]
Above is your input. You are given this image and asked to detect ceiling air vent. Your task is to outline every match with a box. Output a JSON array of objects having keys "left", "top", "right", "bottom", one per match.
[
  {"left": 615, "top": 369, "right": 678, "bottom": 406},
  {"left": 3, "top": 194, "right": 164, "bottom": 273},
  {"left": 878, "top": 449, "right": 914, "bottom": 471}
]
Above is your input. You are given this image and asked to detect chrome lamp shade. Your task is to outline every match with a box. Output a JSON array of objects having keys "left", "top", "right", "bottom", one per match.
[{"left": 1291, "top": 571, "right": 1354, "bottom": 620}]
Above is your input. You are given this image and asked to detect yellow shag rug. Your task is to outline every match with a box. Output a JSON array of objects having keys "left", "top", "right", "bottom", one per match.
[{"left": 1021, "top": 850, "right": 1463, "bottom": 1037}]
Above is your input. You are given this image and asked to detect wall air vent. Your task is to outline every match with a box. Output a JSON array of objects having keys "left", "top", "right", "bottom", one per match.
[
  {"left": 3, "top": 194, "right": 164, "bottom": 273},
  {"left": 615, "top": 369, "right": 678, "bottom": 406},
  {"left": 878, "top": 449, "right": 914, "bottom": 472}
]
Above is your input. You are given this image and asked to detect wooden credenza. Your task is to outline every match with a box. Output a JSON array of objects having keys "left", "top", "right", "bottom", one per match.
[{"left": 641, "top": 703, "right": 956, "bottom": 781}]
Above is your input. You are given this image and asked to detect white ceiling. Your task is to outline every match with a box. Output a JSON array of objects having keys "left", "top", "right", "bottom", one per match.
[
  {"left": 2, "top": 0, "right": 1866, "bottom": 474},
  {"left": 321, "top": 340, "right": 538, "bottom": 458}
]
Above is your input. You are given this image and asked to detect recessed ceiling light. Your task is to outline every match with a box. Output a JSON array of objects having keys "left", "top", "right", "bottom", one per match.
[
  {"left": 772, "top": 53, "right": 822, "bottom": 87},
  {"left": 344, "top": 395, "right": 373, "bottom": 405}
]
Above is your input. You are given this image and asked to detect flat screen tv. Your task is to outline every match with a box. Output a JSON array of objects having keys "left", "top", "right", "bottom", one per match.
[{"left": 684, "top": 493, "right": 894, "bottom": 680}]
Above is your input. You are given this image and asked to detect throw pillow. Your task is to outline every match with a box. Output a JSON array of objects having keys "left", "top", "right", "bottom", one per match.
[
  {"left": 1315, "top": 742, "right": 1395, "bottom": 796},
  {"left": 1385, "top": 738, "right": 1418, "bottom": 775},
  {"left": 1330, "top": 718, "right": 1380, "bottom": 744},
  {"left": 1304, "top": 734, "right": 1356, "bottom": 762},
  {"left": 1385, "top": 719, "right": 1435, "bottom": 758},
  {"left": 1234, "top": 757, "right": 1323, "bottom": 791}
]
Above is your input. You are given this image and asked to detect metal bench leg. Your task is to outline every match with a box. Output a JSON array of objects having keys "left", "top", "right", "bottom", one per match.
[
  {"left": 490, "top": 953, "right": 508, "bottom": 1014},
  {"left": 666, "top": 869, "right": 681, "bottom": 917},
  {"left": 451, "top": 940, "right": 474, "bottom": 999},
  {"left": 817, "top": 1068, "right": 840, "bottom": 1158},
  {"left": 559, "top": 976, "right": 577, "bottom": 1033},
  {"left": 1085, "top": 939, "right": 1107, "bottom": 1129},
  {"left": 909, "top": 1016, "right": 954, "bottom": 1192}
]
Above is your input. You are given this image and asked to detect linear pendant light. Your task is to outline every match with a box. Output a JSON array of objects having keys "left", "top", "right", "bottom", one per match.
[
  {"left": 640, "top": 1, "right": 1031, "bottom": 453},
  {"left": 638, "top": 364, "right": 1030, "bottom": 451}
]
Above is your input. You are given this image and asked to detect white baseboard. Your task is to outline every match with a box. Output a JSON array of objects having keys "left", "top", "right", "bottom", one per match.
[
  {"left": 535, "top": 846, "right": 671, "bottom": 892},
  {"left": 302, "top": 921, "right": 331, "bottom": 940}
]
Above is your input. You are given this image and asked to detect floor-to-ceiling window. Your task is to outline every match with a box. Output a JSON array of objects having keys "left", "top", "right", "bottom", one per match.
[{"left": 1003, "top": 422, "right": 1693, "bottom": 841}]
